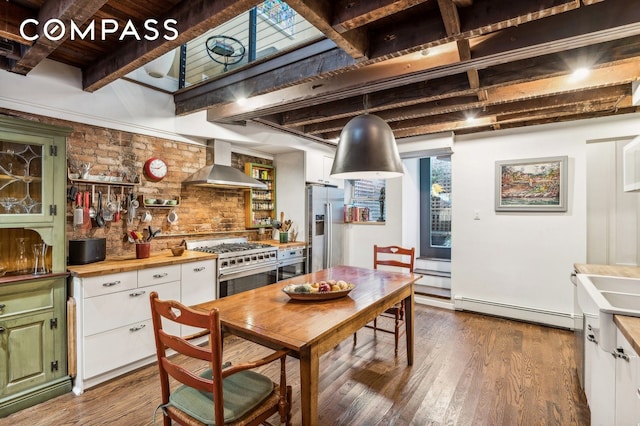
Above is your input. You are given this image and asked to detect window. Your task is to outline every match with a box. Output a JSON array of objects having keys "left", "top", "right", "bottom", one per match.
[
  {"left": 420, "top": 156, "right": 451, "bottom": 258},
  {"left": 346, "top": 179, "right": 386, "bottom": 222}
]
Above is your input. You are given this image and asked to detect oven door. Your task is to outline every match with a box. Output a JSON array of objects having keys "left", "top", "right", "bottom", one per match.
[
  {"left": 277, "top": 257, "right": 306, "bottom": 282},
  {"left": 218, "top": 263, "right": 278, "bottom": 298}
]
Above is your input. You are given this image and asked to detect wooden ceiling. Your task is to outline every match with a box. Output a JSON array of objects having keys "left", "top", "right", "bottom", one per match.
[{"left": 2, "top": 0, "right": 640, "bottom": 143}]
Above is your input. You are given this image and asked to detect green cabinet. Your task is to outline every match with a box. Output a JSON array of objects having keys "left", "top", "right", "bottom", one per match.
[
  {"left": 0, "top": 116, "right": 71, "bottom": 417},
  {"left": 0, "top": 278, "right": 68, "bottom": 404}
]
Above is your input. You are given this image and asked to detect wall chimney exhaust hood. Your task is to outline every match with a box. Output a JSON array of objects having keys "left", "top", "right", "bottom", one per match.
[{"left": 183, "top": 140, "right": 267, "bottom": 189}]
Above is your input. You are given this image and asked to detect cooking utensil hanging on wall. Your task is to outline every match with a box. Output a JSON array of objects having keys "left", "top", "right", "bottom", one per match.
[
  {"left": 73, "top": 192, "right": 84, "bottom": 226},
  {"left": 89, "top": 186, "right": 97, "bottom": 219},
  {"left": 103, "top": 187, "right": 114, "bottom": 221},
  {"left": 83, "top": 191, "right": 91, "bottom": 230},
  {"left": 67, "top": 183, "right": 78, "bottom": 201},
  {"left": 95, "top": 190, "right": 105, "bottom": 228}
]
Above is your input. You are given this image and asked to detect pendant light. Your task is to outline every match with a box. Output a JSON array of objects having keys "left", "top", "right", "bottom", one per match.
[{"left": 330, "top": 113, "right": 404, "bottom": 179}]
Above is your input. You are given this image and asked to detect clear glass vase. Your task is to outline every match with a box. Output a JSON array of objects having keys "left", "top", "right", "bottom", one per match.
[
  {"left": 14, "top": 237, "right": 29, "bottom": 274},
  {"left": 32, "top": 242, "right": 48, "bottom": 275}
]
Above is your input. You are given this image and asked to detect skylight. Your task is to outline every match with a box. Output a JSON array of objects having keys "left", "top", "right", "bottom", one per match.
[{"left": 124, "top": 1, "right": 322, "bottom": 93}]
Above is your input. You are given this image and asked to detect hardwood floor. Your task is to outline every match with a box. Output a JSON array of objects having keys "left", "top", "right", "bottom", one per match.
[{"left": 1, "top": 305, "right": 589, "bottom": 426}]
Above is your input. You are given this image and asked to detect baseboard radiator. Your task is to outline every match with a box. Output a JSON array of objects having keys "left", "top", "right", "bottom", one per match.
[{"left": 453, "top": 295, "right": 573, "bottom": 329}]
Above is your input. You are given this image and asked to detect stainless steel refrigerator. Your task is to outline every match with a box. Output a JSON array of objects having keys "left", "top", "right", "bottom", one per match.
[{"left": 307, "top": 185, "right": 344, "bottom": 272}]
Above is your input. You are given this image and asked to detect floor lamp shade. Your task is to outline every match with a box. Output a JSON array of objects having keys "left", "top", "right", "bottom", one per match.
[{"left": 330, "top": 114, "right": 404, "bottom": 179}]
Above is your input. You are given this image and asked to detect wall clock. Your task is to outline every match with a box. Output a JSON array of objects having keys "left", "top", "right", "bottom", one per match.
[{"left": 143, "top": 157, "right": 168, "bottom": 181}]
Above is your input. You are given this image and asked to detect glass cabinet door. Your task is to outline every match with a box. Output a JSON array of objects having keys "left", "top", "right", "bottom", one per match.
[{"left": 0, "top": 134, "right": 53, "bottom": 225}]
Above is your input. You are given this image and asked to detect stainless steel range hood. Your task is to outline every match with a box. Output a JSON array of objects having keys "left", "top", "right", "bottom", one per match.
[{"left": 183, "top": 140, "right": 267, "bottom": 189}]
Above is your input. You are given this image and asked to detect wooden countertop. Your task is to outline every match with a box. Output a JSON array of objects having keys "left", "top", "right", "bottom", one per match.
[
  {"left": 67, "top": 250, "right": 217, "bottom": 278},
  {"left": 615, "top": 315, "right": 640, "bottom": 355},
  {"left": 264, "top": 240, "right": 306, "bottom": 249},
  {"left": 574, "top": 263, "right": 640, "bottom": 278},
  {"left": 574, "top": 263, "right": 640, "bottom": 354}
]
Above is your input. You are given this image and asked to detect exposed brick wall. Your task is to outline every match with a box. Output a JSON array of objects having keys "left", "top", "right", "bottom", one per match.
[{"left": 0, "top": 109, "right": 272, "bottom": 258}]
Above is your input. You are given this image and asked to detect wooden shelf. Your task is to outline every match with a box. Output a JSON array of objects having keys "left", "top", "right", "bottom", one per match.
[
  {"left": 69, "top": 177, "right": 136, "bottom": 187},
  {"left": 139, "top": 194, "right": 181, "bottom": 208},
  {"left": 244, "top": 163, "right": 275, "bottom": 229}
]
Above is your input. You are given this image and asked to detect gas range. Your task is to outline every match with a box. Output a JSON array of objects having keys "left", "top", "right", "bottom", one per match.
[
  {"left": 183, "top": 237, "right": 279, "bottom": 298},
  {"left": 183, "top": 237, "right": 278, "bottom": 273}
]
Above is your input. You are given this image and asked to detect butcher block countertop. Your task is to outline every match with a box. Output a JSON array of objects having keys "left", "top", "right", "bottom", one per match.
[
  {"left": 574, "top": 263, "right": 640, "bottom": 278},
  {"left": 574, "top": 263, "right": 640, "bottom": 355},
  {"left": 67, "top": 250, "right": 217, "bottom": 278},
  {"left": 265, "top": 240, "right": 306, "bottom": 249}
]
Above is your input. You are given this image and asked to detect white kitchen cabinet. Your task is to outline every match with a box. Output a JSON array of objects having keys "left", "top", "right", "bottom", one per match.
[
  {"left": 70, "top": 258, "right": 216, "bottom": 394},
  {"left": 583, "top": 315, "right": 616, "bottom": 426},
  {"left": 180, "top": 259, "right": 216, "bottom": 337},
  {"left": 614, "top": 328, "right": 640, "bottom": 426},
  {"left": 305, "top": 151, "right": 343, "bottom": 188}
]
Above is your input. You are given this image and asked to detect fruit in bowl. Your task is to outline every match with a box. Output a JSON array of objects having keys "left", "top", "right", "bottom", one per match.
[{"left": 282, "top": 280, "right": 355, "bottom": 300}]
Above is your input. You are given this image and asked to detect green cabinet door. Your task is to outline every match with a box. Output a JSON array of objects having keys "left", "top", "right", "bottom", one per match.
[{"left": 0, "top": 310, "right": 56, "bottom": 397}]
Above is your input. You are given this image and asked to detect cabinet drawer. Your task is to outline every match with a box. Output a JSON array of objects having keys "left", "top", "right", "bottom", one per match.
[
  {"left": 138, "top": 264, "right": 180, "bottom": 287},
  {"left": 81, "top": 271, "right": 138, "bottom": 298},
  {"left": 83, "top": 281, "right": 180, "bottom": 336},
  {"left": 181, "top": 260, "right": 215, "bottom": 288},
  {"left": 83, "top": 318, "right": 180, "bottom": 379},
  {"left": 0, "top": 281, "right": 54, "bottom": 319}
]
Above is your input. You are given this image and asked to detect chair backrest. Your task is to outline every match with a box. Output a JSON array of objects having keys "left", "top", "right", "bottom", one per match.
[
  {"left": 373, "top": 245, "right": 415, "bottom": 273},
  {"left": 149, "top": 291, "right": 226, "bottom": 425}
]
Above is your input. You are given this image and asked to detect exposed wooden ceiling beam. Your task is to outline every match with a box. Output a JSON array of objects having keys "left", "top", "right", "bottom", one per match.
[
  {"left": 389, "top": 99, "right": 637, "bottom": 139},
  {"left": 286, "top": 0, "right": 368, "bottom": 59},
  {"left": 10, "top": 0, "right": 109, "bottom": 75},
  {"left": 175, "top": 40, "right": 356, "bottom": 115},
  {"left": 302, "top": 69, "right": 636, "bottom": 135},
  {"left": 367, "top": 0, "right": 581, "bottom": 59},
  {"left": 200, "top": 0, "right": 640, "bottom": 124},
  {"left": 0, "top": 1, "right": 35, "bottom": 45},
  {"left": 82, "top": 0, "right": 262, "bottom": 92}
]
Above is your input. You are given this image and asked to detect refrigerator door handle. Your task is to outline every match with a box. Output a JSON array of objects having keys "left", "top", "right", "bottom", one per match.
[{"left": 327, "top": 202, "right": 332, "bottom": 267}]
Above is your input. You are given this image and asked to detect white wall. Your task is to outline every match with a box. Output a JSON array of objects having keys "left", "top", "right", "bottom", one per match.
[
  {"left": 402, "top": 158, "right": 420, "bottom": 252},
  {"left": 275, "top": 151, "right": 306, "bottom": 242},
  {"left": 587, "top": 138, "right": 640, "bottom": 266},
  {"left": 450, "top": 114, "right": 640, "bottom": 327},
  {"left": 391, "top": 113, "right": 640, "bottom": 327},
  {"left": 0, "top": 58, "right": 317, "bottom": 151},
  {"left": 344, "top": 176, "right": 403, "bottom": 268}
]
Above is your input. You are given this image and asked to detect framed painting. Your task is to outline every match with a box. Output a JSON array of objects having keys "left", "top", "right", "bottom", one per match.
[{"left": 495, "top": 156, "right": 568, "bottom": 212}]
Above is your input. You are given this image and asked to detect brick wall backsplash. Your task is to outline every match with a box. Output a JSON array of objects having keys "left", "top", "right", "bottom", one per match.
[{"left": 1, "top": 109, "right": 273, "bottom": 258}]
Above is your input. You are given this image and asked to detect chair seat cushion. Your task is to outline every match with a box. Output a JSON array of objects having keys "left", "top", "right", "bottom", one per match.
[{"left": 168, "top": 369, "right": 274, "bottom": 424}]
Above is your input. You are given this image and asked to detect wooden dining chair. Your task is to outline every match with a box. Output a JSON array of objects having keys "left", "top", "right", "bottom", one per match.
[
  {"left": 355, "top": 245, "right": 415, "bottom": 356},
  {"left": 149, "top": 291, "right": 292, "bottom": 426}
]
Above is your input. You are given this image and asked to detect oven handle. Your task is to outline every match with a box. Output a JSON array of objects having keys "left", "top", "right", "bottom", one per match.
[
  {"left": 219, "top": 262, "right": 278, "bottom": 281},
  {"left": 278, "top": 257, "right": 306, "bottom": 267}
]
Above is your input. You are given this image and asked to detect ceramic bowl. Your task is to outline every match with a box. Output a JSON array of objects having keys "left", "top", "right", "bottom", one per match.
[
  {"left": 170, "top": 246, "right": 185, "bottom": 256},
  {"left": 166, "top": 199, "right": 178, "bottom": 206},
  {"left": 145, "top": 198, "right": 156, "bottom": 205}
]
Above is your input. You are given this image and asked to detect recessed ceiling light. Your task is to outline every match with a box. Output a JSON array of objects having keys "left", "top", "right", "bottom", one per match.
[
  {"left": 236, "top": 97, "right": 247, "bottom": 106},
  {"left": 571, "top": 67, "right": 590, "bottom": 81}
]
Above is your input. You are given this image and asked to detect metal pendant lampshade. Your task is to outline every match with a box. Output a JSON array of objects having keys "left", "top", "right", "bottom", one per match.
[{"left": 330, "top": 114, "right": 404, "bottom": 179}]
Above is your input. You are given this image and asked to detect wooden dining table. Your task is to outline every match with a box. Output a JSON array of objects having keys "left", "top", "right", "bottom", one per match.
[{"left": 193, "top": 265, "right": 419, "bottom": 426}]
